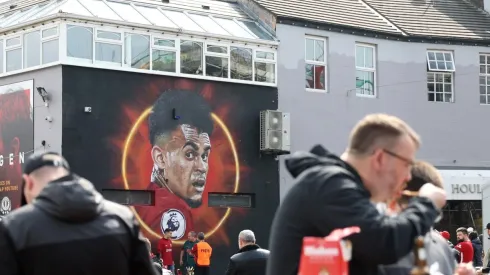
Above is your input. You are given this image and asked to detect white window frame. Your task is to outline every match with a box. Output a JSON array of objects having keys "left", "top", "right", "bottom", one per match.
[
  {"left": 94, "top": 27, "right": 124, "bottom": 67},
  {"left": 151, "top": 35, "right": 178, "bottom": 73},
  {"left": 305, "top": 36, "right": 327, "bottom": 92},
  {"left": 204, "top": 42, "right": 230, "bottom": 79},
  {"left": 5, "top": 35, "right": 23, "bottom": 73},
  {"left": 123, "top": 32, "right": 150, "bottom": 70},
  {"left": 426, "top": 50, "right": 455, "bottom": 103},
  {"left": 23, "top": 30, "right": 42, "bottom": 69},
  {"left": 355, "top": 43, "right": 376, "bottom": 98},
  {"left": 253, "top": 48, "right": 276, "bottom": 84},
  {"left": 66, "top": 23, "right": 94, "bottom": 65},
  {"left": 426, "top": 50, "right": 455, "bottom": 72},
  {"left": 179, "top": 38, "right": 204, "bottom": 76},
  {"left": 0, "top": 20, "right": 278, "bottom": 87},
  {"left": 41, "top": 25, "right": 59, "bottom": 65},
  {"left": 479, "top": 53, "right": 490, "bottom": 105}
]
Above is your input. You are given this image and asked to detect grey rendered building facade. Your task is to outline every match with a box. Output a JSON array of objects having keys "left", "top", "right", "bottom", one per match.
[{"left": 256, "top": 0, "right": 490, "bottom": 198}]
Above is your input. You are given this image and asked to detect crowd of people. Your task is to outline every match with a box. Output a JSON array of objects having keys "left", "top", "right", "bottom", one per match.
[
  {"left": 3, "top": 113, "right": 490, "bottom": 275},
  {"left": 146, "top": 228, "right": 269, "bottom": 275}
]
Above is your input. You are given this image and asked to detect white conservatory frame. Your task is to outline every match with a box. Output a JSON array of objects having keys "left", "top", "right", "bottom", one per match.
[{"left": 0, "top": 11, "right": 279, "bottom": 87}]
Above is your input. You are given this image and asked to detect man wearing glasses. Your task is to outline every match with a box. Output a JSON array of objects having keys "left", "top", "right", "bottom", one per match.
[{"left": 267, "top": 113, "right": 447, "bottom": 275}]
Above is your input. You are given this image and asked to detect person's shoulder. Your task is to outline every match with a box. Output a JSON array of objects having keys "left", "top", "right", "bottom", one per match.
[
  {"left": 100, "top": 199, "right": 134, "bottom": 219},
  {"left": 1, "top": 204, "right": 41, "bottom": 228},
  {"left": 290, "top": 164, "right": 361, "bottom": 196},
  {"left": 99, "top": 199, "right": 137, "bottom": 229}
]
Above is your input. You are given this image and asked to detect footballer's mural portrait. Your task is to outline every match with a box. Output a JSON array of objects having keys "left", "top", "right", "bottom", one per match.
[{"left": 61, "top": 65, "right": 279, "bottom": 271}]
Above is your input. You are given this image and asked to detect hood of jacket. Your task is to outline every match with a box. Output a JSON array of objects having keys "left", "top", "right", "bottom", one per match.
[
  {"left": 472, "top": 238, "right": 483, "bottom": 247},
  {"left": 285, "top": 144, "right": 352, "bottom": 179},
  {"left": 33, "top": 174, "right": 103, "bottom": 223}
]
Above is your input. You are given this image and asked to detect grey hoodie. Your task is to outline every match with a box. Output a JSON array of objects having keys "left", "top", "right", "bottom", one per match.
[{"left": 376, "top": 203, "right": 457, "bottom": 275}]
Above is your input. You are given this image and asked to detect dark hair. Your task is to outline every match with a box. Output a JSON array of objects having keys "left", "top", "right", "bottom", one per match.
[
  {"left": 469, "top": 231, "right": 478, "bottom": 241},
  {"left": 197, "top": 232, "right": 205, "bottom": 241},
  {"left": 148, "top": 89, "right": 214, "bottom": 146},
  {"left": 456, "top": 227, "right": 468, "bottom": 235},
  {"left": 164, "top": 228, "right": 172, "bottom": 233}
]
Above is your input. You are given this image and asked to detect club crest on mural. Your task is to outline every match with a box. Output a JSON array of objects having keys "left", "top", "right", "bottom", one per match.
[
  {"left": 161, "top": 209, "right": 186, "bottom": 240},
  {"left": 1, "top": 196, "right": 11, "bottom": 215}
]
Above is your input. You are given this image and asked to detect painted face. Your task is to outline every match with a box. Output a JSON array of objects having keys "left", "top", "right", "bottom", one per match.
[{"left": 155, "top": 124, "right": 211, "bottom": 208}]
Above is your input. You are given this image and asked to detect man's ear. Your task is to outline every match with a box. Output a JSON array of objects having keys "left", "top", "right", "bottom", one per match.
[
  {"left": 22, "top": 174, "right": 33, "bottom": 192},
  {"left": 372, "top": 148, "right": 384, "bottom": 171},
  {"left": 151, "top": 145, "right": 166, "bottom": 169}
]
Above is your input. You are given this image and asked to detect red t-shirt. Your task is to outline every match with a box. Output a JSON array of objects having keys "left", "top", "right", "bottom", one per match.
[
  {"left": 455, "top": 241, "right": 474, "bottom": 263},
  {"left": 134, "top": 183, "right": 195, "bottom": 241},
  {"left": 158, "top": 237, "right": 174, "bottom": 265}
]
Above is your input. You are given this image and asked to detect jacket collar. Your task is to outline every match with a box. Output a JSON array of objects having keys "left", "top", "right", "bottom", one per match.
[{"left": 238, "top": 244, "right": 260, "bottom": 253}]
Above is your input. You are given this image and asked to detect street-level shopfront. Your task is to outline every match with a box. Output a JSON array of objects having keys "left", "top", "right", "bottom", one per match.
[{"left": 438, "top": 170, "right": 490, "bottom": 247}]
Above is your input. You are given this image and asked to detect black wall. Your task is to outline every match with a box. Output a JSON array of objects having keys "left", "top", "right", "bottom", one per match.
[{"left": 62, "top": 65, "right": 279, "bottom": 273}]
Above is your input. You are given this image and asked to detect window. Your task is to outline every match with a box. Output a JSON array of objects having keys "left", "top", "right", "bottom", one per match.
[
  {"left": 105, "top": 1, "right": 150, "bottom": 25},
  {"left": 305, "top": 37, "right": 326, "bottom": 91},
  {"left": 134, "top": 5, "right": 177, "bottom": 28},
  {"left": 124, "top": 33, "right": 150, "bottom": 69},
  {"left": 152, "top": 37, "right": 176, "bottom": 72},
  {"left": 162, "top": 10, "right": 204, "bottom": 33},
  {"left": 5, "top": 36, "right": 21, "bottom": 72},
  {"left": 23, "top": 31, "right": 41, "bottom": 68},
  {"left": 101, "top": 189, "right": 154, "bottom": 206},
  {"left": 180, "top": 40, "right": 202, "bottom": 75},
  {"left": 188, "top": 14, "right": 229, "bottom": 36},
  {"left": 254, "top": 50, "right": 275, "bottom": 83},
  {"left": 426, "top": 50, "right": 455, "bottom": 103},
  {"left": 67, "top": 25, "right": 93, "bottom": 61},
  {"left": 479, "top": 54, "right": 490, "bottom": 104},
  {"left": 41, "top": 26, "right": 59, "bottom": 64},
  {"left": 355, "top": 43, "right": 376, "bottom": 97},
  {"left": 208, "top": 193, "right": 255, "bottom": 208},
  {"left": 80, "top": 0, "right": 121, "bottom": 21},
  {"left": 205, "top": 44, "right": 228, "bottom": 78},
  {"left": 230, "top": 47, "right": 252, "bottom": 81},
  {"left": 95, "top": 30, "right": 122, "bottom": 66}
]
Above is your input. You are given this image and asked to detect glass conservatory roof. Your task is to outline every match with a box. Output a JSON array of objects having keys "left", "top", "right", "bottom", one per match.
[{"left": 0, "top": 0, "right": 276, "bottom": 41}]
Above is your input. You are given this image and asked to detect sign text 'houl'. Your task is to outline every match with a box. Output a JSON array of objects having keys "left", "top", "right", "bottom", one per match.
[{"left": 452, "top": 184, "right": 482, "bottom": 194}]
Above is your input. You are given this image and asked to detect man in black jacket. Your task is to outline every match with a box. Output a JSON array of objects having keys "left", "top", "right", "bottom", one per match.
[
  {"left": 0, "top": 152, "right": 158, "bottom": 275},
  {"left": 225, "top": 229, "right": 269, "bottom": 275},
  {"left": 470, "top": 231, "right": 483, "bottom": 267},
  {"left": 266, "top": 114, "right": 446, "bottom": 275}
]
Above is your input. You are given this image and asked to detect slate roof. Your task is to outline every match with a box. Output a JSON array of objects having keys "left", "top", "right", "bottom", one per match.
[{"left": 256, "top": 0, "right": 490, "bottom": 41}]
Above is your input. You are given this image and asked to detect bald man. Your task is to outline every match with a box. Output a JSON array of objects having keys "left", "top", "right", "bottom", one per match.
[
  {"left": 0, "top": 151, "right": 158, "bottom": 275},
  {"left": 226, "top": 230, "right": 270, "bottom": 275}
]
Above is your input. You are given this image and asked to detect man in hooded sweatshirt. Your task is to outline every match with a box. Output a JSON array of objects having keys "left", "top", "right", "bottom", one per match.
[
  {"left": 470, "top": 231, "right": 483, "bottom": 267},
  {"left": 267, "top": 114, "right": 447, "bottom": 275},
  {"left": 378, "top": 160, "right": 457, "bottom": 275},
  {"left": 0, "top": 152, "right": 158, "bottom": 275}
]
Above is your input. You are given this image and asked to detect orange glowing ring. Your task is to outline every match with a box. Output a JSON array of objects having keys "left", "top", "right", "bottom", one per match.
[{"left": 122, "top": 107, "right": 240, "bottom": 245}]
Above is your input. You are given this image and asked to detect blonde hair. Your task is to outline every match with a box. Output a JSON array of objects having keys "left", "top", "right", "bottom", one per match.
[{"left": 347, "top": 113, "right": 420, "bottom": 156}]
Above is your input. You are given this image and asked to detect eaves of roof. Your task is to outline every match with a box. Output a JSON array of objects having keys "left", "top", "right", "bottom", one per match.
[{"left": 277, "top": 16, "right": 490, "bottom": 47}]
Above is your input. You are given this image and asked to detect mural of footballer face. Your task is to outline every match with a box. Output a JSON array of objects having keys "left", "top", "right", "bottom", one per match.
[{"left": 149, "top": 90, "right": 214, "bottom": 208}]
